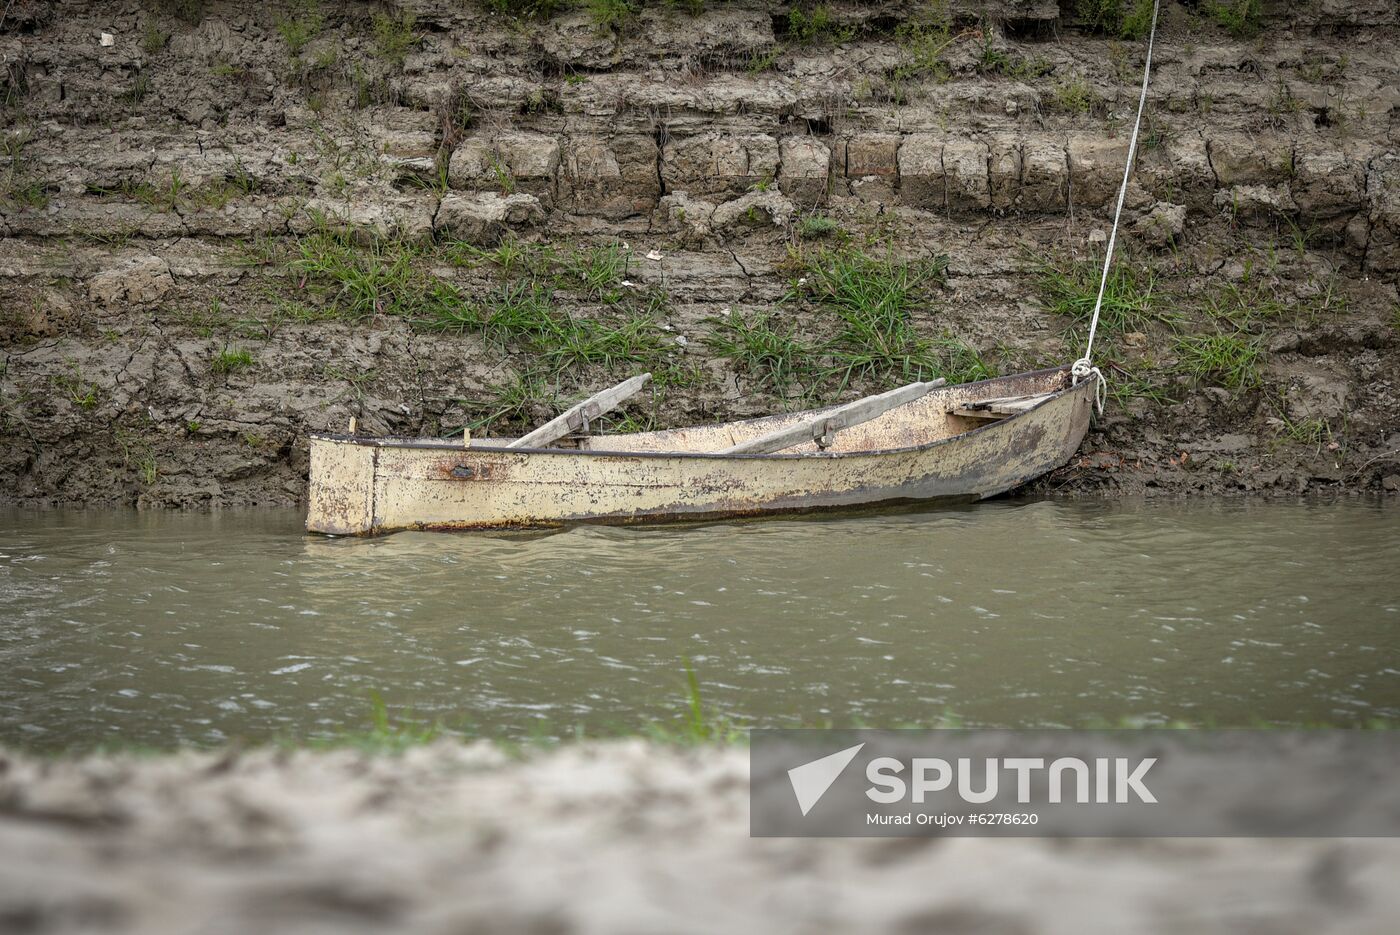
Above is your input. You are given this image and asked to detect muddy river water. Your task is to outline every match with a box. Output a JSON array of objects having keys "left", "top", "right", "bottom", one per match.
[{"left": 2, "top": 500, "right": 1397, "bottom": 750}]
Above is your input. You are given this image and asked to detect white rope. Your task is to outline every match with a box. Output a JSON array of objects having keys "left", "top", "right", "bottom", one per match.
[{"left": 1072, "top": 0, "right": 1161, "bottom": 414}]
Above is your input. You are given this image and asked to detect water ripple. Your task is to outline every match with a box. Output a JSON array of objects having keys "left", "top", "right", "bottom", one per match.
[{"left": 0, "top": 500, "right": 1397, "bottom": 749}]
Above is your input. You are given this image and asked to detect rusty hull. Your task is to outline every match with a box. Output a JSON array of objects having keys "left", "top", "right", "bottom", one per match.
[{"left": 306, "top": 367, "right": 1095, "bottom": 536}]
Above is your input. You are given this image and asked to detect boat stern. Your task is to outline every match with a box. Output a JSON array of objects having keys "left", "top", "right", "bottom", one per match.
[{"left": 307, "top": 436, "right": 376, "bottom": 535}]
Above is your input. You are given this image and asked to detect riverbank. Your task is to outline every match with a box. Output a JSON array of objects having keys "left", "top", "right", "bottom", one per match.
[
  {"left": 3, "top": 738, "right": 1399, "bottom": 934},
  {"left": 2, "top": 1, "right": 1398, "bottom": 508}
]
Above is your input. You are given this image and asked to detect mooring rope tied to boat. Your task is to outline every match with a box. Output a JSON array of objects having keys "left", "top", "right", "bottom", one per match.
[{"left": 1072, "top": 0, "right": 1161, "bottom": 415}]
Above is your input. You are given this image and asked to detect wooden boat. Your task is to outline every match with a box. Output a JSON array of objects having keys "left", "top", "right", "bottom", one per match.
[{"left": 306, "top": 365, "right": 1096, "bottom": 536}]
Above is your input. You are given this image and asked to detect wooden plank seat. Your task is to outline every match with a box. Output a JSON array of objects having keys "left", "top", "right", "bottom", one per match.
[
  {"left": 718, "top": 379, "right": 947, "bottom": 455},
  {"left": 949, "top": 393, "right": 1054, "bottom": 420},
  {"left": 506, "top": 373, "right": 652, "bottom": 449}
]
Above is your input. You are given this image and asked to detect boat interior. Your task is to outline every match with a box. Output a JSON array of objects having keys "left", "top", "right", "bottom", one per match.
[{"left": 341, "top": 367, "right": 1077, "bottom": 457}]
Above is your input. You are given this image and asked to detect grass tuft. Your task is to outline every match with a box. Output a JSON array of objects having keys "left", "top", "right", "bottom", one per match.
[
  {"left": 419, "top": 237, "right": 674, "bottom": 382},
  {"left": 1172, "top": 332, "right": 1262, "bottom": 390},
  {"left": 1203, "top": 0, "right": 1262, "bottom": 38},
  {"left": 275, "top": 0, "right": 324, "bottom": 55},
  {"left": 481, "top": 0, "right": 564, "bottom": 17},
  {"left": 211, "top": 347, "right": 255, "bottom": 374},
  {"left": 800, "top": 247, "right": 948, "bottom": 386},
  {"left": 2, "top": 132, "right": 54, "bottom": 211},
  {"left": 645, "top": 658, "right": 741, "bottom": 745},
  {"left": 371, "top": 11, "right": 418, "bottom": 67},
  {"left": 1046, "top": 74, "right": 1100, "bottom": 114},
  {"left": 892, "top": 4, "right": 956, "bottom": 82},
  {"left": 1268, "top": 408, "right": 1331, "bottom": 452},
  {"left": 703, "top": 308, "right": 817, "bottom": 394},
  {"left": 142, "top": 18, "right": 169, "bottom": 54},
  {"left": 1037, "top": 254, "right": 1168, "bottom": 340},
  {"left": 285, "top": 222, "right": 459, "bottom": 321},
  {"left": 786, "top": 4, "right": 855, "bottom": 45},
  {"left": 797, "top": 213, "right": 841, "bottom": 240},
  {"left": 1073, "top": 0, "right": 1155, "bottom": 39},
  {"left": 460, "top": 371, "right": 556, "bottom": 435},
  {"left": 562, "top": 241, "right": 630, "bottom": 300},
  {"left": 586, "top": 0, "right": 635, "bottom": 31}
]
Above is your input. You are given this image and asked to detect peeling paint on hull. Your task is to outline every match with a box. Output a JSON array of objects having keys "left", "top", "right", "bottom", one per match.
[{"left": 307, "top": 368, "right": 1095, "bottom": 536}]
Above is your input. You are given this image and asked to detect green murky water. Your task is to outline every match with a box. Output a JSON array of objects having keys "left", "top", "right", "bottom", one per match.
[{"left": 2, "top": 501, "right": 1397, "bottom": 750}]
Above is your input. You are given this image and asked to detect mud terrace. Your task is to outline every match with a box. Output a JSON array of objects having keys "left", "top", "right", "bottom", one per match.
[
  {"left": 1, "top": 0, "right": 1398, "bottom": 507},
  {"left": 0, "top": 739, "right": 1397, "bottom": 934}
]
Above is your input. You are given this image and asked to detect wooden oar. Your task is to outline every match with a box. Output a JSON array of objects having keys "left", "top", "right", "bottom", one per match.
[
  {"left": 718, "top": 378, "right": 947, "bottom": 455},
  {"left": 506, "top": 373, "right": 652, "bottom": 449}
]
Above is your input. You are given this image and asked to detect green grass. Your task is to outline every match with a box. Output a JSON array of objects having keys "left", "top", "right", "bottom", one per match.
[
  {"left": 142, "top": 18, "right": 169, "bottom": 54},
  {"left": 1, "top": 133, "right": 53, "bottom": 211},
  {"left": 451, "top": 372, "right": 554, "bottom": 436},
  {"left": 797, "top": 214, "right": 841, "bottom": 240},
  {"left": 645, "top": 658, "right": 740, "bottom": 745},
  {"left": 1046, "top": 74, "right": 1100, "bottom": 114},
  {"left": 1203, "top": 0, "right": 1262, "bottom": 38},
  {"left": 595, "top": 410, "right": 655, "bottom": 434},
  {"left": 91, "top": 171, "right": 238, "bottom": 213},
  {"left": 1073, "top": 0, "right": 1155, "bottom": 39},
  {"left": 481, "top": 0, "right": 565, "bottom": 17},
  {"left": 1172, "top": 332, "right": 1262, "bottom": 390},
  {"left": 931, "top": 333, "right": 997, "bottom": 384},
  {"left": 180, "top": 298, "right": 233, "bottom": 337},
  {"left": 1037, "top": 255, "right": 1167, "bottom": 339},
  {"left": 540, "top": 314, "right": 669, "bottom": 370},
  {"left": 302, "top": 692, "right": 442, "bottom": 754},
  {"left": 1, "top": 175, "right": 52, "bottom": 210},
  {"left": 786, "top": 4, "right": 855, "bottom": 45},
  {"left": 443, "top": 234, "right": 556, "bottom": 276},
  {"left": 303, "top": 660, "right": 742, "bottom": 753},
  {"left": 1107, "top": 369, "right": 1175, "bottom": 407},
  {"left": 892, "top": 5, "right": 956, "bottom": 82},
  {"left": 285, "top": 223, "right": 459, "bottom": 320},
  {"left": 801, "top": 248, "right": 945, "bottom": 386},
  {"left": 1199, "top": 261, "right": 1347, "bottom": 332},
  {"left": 1201, "top": 279, "right": 1287, "bottom": 332},
  {"left": 800, "top": 248, "right": 946, "bottom": 333},
  {"left": 54, "top": 372, "right": 100, "bottom": 409},
  {"left": 745, "top": 46, "right": 782, "bottom": 74},
  {"left": 792, "top": 248, "right": 997, "bottom": 390},
  {"left": 970, "top": 28, "right": 1053, "bottom": 80},
  {"left": 703, "top": 309, "right": 818, "bottom": 394},
  {"left": 371, "top": 11, "right": 418, "bottom": 66},
  {"left": 211, "top": 347, "right": 255, "bottom": 374},
  {"left": 487, "top": 154, "right": 516, "bottom": 194},
  {"left": 1269, "top": 409, "right": 1331, "bottom": 452},
  {"left": 562, "top": 241, "right": 629, "bottom": 300},
  {"left": 418, "top": 238, "right": 673, "bottom": 379},
  {"left": 436, "top": 280, "right": 549, "bottom": 337},
  {"left": 120, "top": 72, "right": 152, "bottom": 105},
  {"left": 275, "top": 0, "right": 324, "bottom": 55},
  {"left": 587, "top": 0, "right": 636, "bottom": 30}
]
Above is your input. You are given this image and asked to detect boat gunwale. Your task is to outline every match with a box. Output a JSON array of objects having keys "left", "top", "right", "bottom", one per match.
[{"left": 307, "top": 366, "right": 1084, "bottom": 462}]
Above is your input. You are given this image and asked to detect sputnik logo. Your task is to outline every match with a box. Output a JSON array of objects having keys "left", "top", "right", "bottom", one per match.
[{"left": 787, "top": 743, "right": 865, "bottom": 816}]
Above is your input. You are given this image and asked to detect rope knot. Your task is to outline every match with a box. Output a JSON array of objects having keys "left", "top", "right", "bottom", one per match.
[{"left": 1072, "top": 358, "right": 1107, "bottom": 416}]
